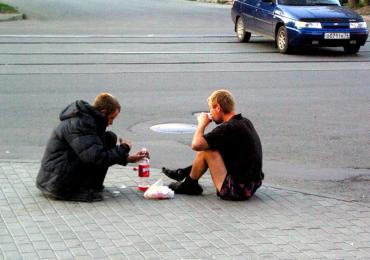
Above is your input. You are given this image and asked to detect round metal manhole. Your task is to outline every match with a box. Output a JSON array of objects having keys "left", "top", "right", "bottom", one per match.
[{"left": 150, "top": 123, "right": 197, "bottom": 134}]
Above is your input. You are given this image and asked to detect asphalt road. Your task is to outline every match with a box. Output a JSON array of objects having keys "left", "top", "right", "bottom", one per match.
[
  {"left": 0, "top": 0, "right": 369, "bottom": 201},
  {"left": 0, "top": 0, "right": 231, "bottom": 35}
]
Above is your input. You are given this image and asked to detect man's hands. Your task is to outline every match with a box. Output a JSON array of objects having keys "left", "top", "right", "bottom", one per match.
[
  {"left": 127, "top": 149, "right": 150, "bottom": 163},
  {"left": 119, "top": 138, "right": 149, "bottom": 163},
  {"left": 197, "top": 112, "right": 212, "bottom": 127}
]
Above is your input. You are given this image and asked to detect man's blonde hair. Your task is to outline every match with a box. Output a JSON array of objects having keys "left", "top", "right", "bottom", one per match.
[
  {"left": 207, "top": 89, "right": 235, "bottom": 113},
  {"left": 92, "top": 92, "right": 121, "bottom": 115}
]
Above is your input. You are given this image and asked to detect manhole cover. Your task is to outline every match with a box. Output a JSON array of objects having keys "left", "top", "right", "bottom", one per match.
[{"left": 150, "top": 123, "right": 197, "bottom": 134}]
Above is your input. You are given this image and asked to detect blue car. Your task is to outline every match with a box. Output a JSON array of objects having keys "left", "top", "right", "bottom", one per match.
[{"left": 231, "top": 0, "right": 369, "bottom": 54}]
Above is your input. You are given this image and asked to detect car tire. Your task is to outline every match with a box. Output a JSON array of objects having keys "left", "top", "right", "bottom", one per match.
[
  {"left": 236, "top": 17, "right": 251, "bottom": 43},
  {"left": 276, "top": 26, "right": 291, "bottom": 54},
  {"left": 343, "top": 45, "right": 360, "bottom": 55}
]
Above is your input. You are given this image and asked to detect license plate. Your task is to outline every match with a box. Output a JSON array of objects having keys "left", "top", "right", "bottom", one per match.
[{"left": 324, "top": 33, "right": 350, "bottom": 39}]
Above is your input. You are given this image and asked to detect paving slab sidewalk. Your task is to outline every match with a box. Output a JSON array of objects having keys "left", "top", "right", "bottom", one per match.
[{"left": 0, "top": 161, "right": 369, "bottom": 259}]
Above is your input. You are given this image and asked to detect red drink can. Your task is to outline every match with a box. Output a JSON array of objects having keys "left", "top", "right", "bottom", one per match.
[{"left": 138, "top": 163, "right": 150, "bottom": 177}]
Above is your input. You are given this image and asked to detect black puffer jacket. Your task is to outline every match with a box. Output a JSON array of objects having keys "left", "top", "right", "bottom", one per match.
[{"left": 36, "top": 100, "right": 130, "bottom": 197}]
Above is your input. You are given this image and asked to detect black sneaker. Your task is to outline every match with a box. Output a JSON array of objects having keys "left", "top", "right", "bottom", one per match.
[
  {"left": 96, "top": 185, "right": 105, "bottom": 192},
  {"left": 162, "top": 165, "right": 192, "bottom": 182},
  {"left": 66, "top": 189, "right": 103, "bottom": 202},
  {"left": 168, "top": 179, "right": 203, "bottom": 196}
]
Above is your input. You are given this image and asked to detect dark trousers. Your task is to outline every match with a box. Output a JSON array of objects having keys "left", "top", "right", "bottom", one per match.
[{"left": 79, "top": 131, "right": 117, "bottom": 191}]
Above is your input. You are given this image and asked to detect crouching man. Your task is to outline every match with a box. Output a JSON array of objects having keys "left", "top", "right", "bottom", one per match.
[
  {"left": 36, "top": 92, "right": 147, "bottom": 202},
  {"left": 163, "top": 89, "right": 264, "bottom": 200}
]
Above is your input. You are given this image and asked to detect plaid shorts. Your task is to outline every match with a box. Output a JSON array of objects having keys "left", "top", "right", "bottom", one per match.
[{"left": 217, "top": 174, "right": 262, "bottom": 201}]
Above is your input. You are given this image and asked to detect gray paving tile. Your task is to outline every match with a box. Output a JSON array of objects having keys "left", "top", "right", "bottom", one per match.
[
  {"left": 37, "top": 249, "right": 57, "bottom": 258},
  {"left": 69, "top": 247, "right": 89, "bottom": 257},
  {"left": 0, "top": 162, "right": 369, "bottom": 259},
  {"left": 3, "top": 250, "right": 22, "bottom": 259},
  {"left": 54, "top": 250, "right": 74, "bottom": 259},
  {"left": 120, "top": 245, "right": 141, "bottom": 255},
  {"left": 17, "top": 243, "right": 35, "bottom": 253},
  {"left": 20, "top": 252, "right": 40, "bottom": 259},
  {"left": 109, "top": 254, "right": 129, "bottom": 260},
  {"left": 86, "top": 248, "right": 108, "bottom": 258},
  {"left": 1, "top": 243, "right": 18, "bottom": 252}
]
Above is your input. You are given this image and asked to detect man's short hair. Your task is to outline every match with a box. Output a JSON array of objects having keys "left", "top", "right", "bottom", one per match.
[
  {"left": 92, "top": 92, "right": 121, "bottom": 115},
  {"left": 208, "top": 89, "right": 235, "bottom": 113}
]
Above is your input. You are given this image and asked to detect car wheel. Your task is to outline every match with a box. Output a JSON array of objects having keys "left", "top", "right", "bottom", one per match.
[
  {"left": 236, "top": 17, "right": 251, "bottom": 43},
  {"left": 343, "top": 45, "right": 360, "bottom": 55},
  {"left": 276, "top": 26, "right": 290, "bottom": 54}
]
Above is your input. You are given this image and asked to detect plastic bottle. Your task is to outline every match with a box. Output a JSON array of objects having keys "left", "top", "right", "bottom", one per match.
[{"left": 137, "top": 148, "right": 150, "bottom": 191}]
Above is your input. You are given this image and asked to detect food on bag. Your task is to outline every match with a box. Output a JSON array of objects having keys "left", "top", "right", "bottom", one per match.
[{"left": 144, "top": 179, "right": 174, "bottom": 200}]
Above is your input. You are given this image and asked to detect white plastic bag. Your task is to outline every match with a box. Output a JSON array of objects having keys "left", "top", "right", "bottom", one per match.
[{"left": 144, "top": 179, "right": 174, "bottom": 200}]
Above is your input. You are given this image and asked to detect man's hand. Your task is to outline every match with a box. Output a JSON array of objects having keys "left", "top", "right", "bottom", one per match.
[
  {"left": 119, "top": 138, "right": 132, "bottom": 149},
  {"left": 127, "top": 150, "right": 150, "bottom": 163},
  {"left": 197, "top": 112, "right": 212, "bottom": 127}
]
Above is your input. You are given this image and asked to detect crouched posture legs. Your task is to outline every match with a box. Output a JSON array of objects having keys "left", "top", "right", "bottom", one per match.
[
  {"left": 167, "top": 150, "right": 227, "bottom": 195},
  {"left": 45, "top": 131, "right": 118, "bottom": 202},
  {"left": 79, "top": 131, "right": 117, "bottom": 192}
]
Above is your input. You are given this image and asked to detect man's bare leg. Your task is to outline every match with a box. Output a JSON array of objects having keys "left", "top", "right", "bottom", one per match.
[
  {"left": 168, "top": 150, "right": 227, "bottom": 195},
  {"left": 189, "top": 150, "right": 227, "bottom": 192}
]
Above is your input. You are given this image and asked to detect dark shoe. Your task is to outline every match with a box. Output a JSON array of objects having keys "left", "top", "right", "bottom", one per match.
[
  {"left": 66, "top": 189, "right": 103, "bottom": 202},
  {"left": 96, "top": 185, "right": 105, "bottom": 192},
  {"left": 162, "top": 165, "right": 192, "bottom": 181},
  {"left": 168, "top": 179, "right": 203, "bottom": 195}
]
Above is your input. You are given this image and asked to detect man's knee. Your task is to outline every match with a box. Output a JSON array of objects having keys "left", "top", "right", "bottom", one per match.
[
  {"left": 203, "top": 150, "right": 222, "bottom": 161},
  {"left": 105, "top": 131, "right": 117, "bottom": 148}
]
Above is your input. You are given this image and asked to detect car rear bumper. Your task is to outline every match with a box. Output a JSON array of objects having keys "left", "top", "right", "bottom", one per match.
[{"left": 287, "top": 27, "right": 369, "bottom": 47}]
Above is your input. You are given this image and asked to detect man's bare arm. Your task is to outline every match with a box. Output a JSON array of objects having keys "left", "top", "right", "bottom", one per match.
[{"left": 192, "top": 113, "right": 211, "bottom": 151}]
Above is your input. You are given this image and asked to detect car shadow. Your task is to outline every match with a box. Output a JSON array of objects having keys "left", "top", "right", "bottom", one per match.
[{"left": 247, "top": 38, "right": 360, "bottom": 57}]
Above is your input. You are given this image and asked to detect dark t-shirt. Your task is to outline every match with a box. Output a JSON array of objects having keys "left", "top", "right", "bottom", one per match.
[{"left": 204, "top": 114, "right": 263, "bottom": 183}]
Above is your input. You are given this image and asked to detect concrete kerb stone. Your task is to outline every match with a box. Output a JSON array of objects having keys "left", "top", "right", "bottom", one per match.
[
  {"left": 194, "top": 0, "right": 233, "bottom": 4},
  {"left": 0, "top": 13, "right": 24, "bottom": 22},
  {"left": 264, "top": 183, "right": 369, "bottom": 206}
]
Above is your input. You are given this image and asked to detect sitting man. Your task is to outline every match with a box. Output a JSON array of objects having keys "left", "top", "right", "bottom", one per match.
[
  {"left": 163, "top": 89, "right": 264, "bottom": 201},
  {"left": 36, "top": 92, "right": 148, "bottom": 202}
]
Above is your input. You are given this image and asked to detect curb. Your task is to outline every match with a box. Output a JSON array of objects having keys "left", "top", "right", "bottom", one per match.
[
  {"left": 0, "top": 13, "right": 24, "bottom": 22},
  {"left": 195, "top": 0, "right": 233, "bottom": 3},
  {"left": 263, "top": 183, "right": 369, "bottom": 206}
]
